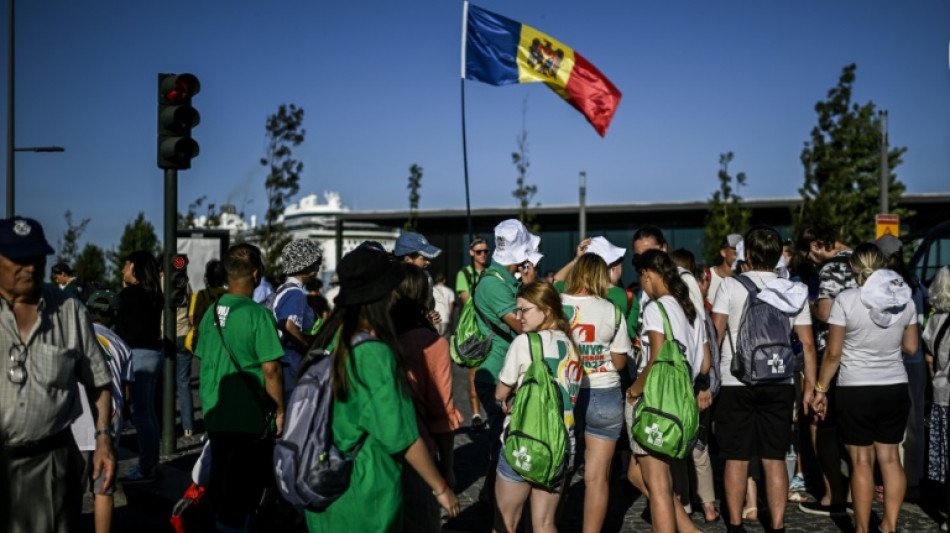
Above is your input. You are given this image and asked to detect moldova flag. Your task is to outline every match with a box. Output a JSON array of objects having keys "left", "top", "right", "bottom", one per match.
[{"left": 462, "top": 2, "right": 622, "bottom": 137}]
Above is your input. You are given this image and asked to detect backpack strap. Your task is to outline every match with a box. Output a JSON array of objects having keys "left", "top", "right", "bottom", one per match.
[
  {"left": 725, "top": 274, "right": 758, "bottom": 358},
  {"left": 472, "top": 270, "right": 516, "bottom": 344},
  {"left": 611, "top": 303, "right": 623, "bottom": 343},
  {"left": 527, "top": 331, "right": 544, "bottom": 364},
  {"left": 653, "top": 301, "right": 677, "bottom": 347},
  {"left": 933, "top": 313, "right": 950, "bottom": 373}
]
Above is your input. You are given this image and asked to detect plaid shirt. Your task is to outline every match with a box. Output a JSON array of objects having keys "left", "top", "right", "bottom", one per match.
[{"left": 0, "top": 284, "right": 111, "bottom": 446}]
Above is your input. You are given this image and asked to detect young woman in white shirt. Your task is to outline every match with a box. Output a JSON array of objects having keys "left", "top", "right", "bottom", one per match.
[
  {"left": 493, "top": 281, "right": 582, "bottom": 533},
  {"left": 626, "top": 250, "right": 711, "bottom": 533},
  {"left": 812, "top": 243, "right": 919, "bottom": 533},
  {"left": 560, "top": 253, "right": 631, "bottom": 533}
]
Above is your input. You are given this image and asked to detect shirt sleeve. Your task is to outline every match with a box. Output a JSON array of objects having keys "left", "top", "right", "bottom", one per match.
[
  {"left": 424, "top": 337, "right": 462, "bottom": 433},
  {"left": 254, "top": 310, "right": 285, "bottom": 364},
  {"left": 793, "top": 299, "right": 813, "bottom": 326},
  {"left": 275, "top": 288, "right": 307, "bottom": 329},
  {"left": 827, "top": 295, "right": 846, "bottom": 327},
  {"left": 818, "top": 261, "right": 849, "bottom": 300},
  {"left": 641, "top": 301, "right": 664, "bottom": 336},
  {"left": 498, "top": 334, "right": 530, "bottom": 386},
  {"left": 609, "top": 314, "right": 632, "bottom": 354},
  {"left": 476, "top": 276, "right": 517, "bottom": 323},
  {"left": 356, "top": 343, "right": 419, "bottom": 455},
  {"left": 455, "top": 269, "right": 470, "bottom": 296},
  {"left": 711, "top": 277, "right": 733, "bottom": 316},
  {"left": 75, "top": 305, "right": 112, "bottom": 389}
]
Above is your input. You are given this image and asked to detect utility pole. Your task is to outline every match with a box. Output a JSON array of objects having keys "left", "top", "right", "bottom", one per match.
[
  {"left": 578, "top": 171, "right": 587, "bottom": 241},
  {"left": 7, "top": 0, "right": 15, "bottom": 217},
  {"left": 879, "top": 110, "right": 888, "bottom": 215}
]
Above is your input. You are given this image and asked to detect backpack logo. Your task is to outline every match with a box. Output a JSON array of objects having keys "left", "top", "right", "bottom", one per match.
[
  {"left": 645, "top": 423, "right": 663, "bottom": 447},
  {"left": 769, "top": 353, "right": 785, "bottom": 374},
  {"left": 512, "top": 446, "right": 532, "bottom": 471}
]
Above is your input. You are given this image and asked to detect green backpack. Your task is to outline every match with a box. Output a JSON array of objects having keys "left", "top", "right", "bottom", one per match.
[
  {"left": 503, "top": 332, "right": 568, "bottom": 488},
  {"left": 450, "top": 270, "right": 511, "bottom": 367},
  {"left": 631, "top": 301, "right": 699, "bottom": 459}
]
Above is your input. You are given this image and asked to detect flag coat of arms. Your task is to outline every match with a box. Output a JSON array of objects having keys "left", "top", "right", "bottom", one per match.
[{"left": 462, "top": 2, "right": 622, "bottom": 136}]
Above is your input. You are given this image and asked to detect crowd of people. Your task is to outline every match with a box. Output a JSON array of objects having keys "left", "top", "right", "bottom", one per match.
[{"left": 1, "top": 213, "right": 948, "bottom": 533}]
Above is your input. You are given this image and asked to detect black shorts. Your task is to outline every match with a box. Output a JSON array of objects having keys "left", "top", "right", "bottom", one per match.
[
  {"left": 714, "top": 385, "right": 795, "bottom": 461},
  {"left": 835, "top": 384, "right": 909, "bottom": 446}
]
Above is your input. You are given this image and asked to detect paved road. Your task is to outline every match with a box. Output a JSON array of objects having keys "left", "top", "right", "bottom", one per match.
[{"left": 81, "top": 358, "right": 947, "bottom": 532}]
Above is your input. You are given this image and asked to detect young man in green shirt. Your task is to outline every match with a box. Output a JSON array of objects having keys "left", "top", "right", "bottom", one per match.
[
  {"left": 195, "top": 243, "right": 285, "bottom": 533},
  {"left": 472, "top": 219, "right": 540, "bottom": 504},
  {"left": 455, "top": 235, "right": 490, "bottom": 431}
]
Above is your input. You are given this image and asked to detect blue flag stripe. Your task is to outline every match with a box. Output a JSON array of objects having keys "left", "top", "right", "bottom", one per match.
[{"left": 465, "top": 4, "right": 521, "bottom": 86}]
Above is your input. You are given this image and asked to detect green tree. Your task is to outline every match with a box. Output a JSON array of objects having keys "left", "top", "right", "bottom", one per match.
[
  {"left": 56, "top": 210, "right": 90, "bottom": 266},
  {"left": 108, "top": 212, "right": 161, "bottom": 286},
  {"left": 179, "top": 196, "right": 222, "bottom": 229},
  {"left": 702, "top": 152, "right": 751, "bottom": 264},
  {"left": 257, "top": 104, "right": 305, "bottom": 281},
  {"left": 404, "top": 164, "right": 423, "bottom": 232},
  {"left": 511, "top": 103, "right": 538, "bottom": 233},
  {"left": 795, "top": 63, "right": 911, "bottom": 245},
  {"left": 75, "top": 243, "right": 108, "bottom": 289}
]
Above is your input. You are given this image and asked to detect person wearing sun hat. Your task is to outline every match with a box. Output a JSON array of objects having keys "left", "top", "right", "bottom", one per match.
[
  {"left": 0, "top": 216, "right": 115, "bottom": 533},
  {"left": 470, "top": 218, "right": 539, "bottom": 505},
  {"left": 304, "top": 247, "right": 459, "bottom": 532},
  {"left": 273, "top": 239, "right": 323, "bottom": 389}
]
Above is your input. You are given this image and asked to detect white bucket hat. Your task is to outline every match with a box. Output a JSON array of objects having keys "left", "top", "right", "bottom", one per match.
[{"left": 493, "top": 219, "right": 534, "bottom": 266}]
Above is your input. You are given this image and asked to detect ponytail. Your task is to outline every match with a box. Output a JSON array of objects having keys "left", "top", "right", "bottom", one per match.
[{"left": 634, "top": 249, "right": 697, "bottom": 325}]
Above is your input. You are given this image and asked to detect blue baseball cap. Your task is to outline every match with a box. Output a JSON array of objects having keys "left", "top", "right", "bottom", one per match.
[
  {"left": 394, "top": 232, "right": 441, "bottom": 259},
  {"left": 0, "top": 217, "right": 55, "bottom": 259}
]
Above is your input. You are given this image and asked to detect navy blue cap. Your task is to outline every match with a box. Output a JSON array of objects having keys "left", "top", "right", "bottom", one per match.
[
  {"left": 394, "top": 232, "right": 441, "bottom": 259},
  {"left": 0, "top": 217, "right": 55, "bottom": 259}
]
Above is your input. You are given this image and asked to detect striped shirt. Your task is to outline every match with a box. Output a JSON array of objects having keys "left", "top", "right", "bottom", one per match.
[{"left": 0, "top": 284, "right": 111, "bottom": 446}]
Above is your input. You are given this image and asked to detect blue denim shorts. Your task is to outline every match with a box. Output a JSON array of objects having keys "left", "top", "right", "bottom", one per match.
[
  {"left": 574, "top": 386, "right": 624, "bottom": 441},
  {"left": 496, "top": 445, "right": 565, "bottom": 492}
]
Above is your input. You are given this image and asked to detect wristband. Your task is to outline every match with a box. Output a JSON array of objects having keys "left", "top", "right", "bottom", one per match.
[
  {"left": 694, "top": 372, "right": 711, "bottom": 392},
  {"left": 815, "top": 380, "right": 829, "bottom": 393},
  {"left": 432, "top": 478, "right": 448, "bottom": 497}
]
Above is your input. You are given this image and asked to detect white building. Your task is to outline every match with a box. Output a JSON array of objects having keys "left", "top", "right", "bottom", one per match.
[{"left": 194, "top": 191, "right": 400, "bottom": 279}]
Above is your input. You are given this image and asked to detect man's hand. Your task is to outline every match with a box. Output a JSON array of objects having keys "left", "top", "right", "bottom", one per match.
[
  {"left": 92, "top": 437, "right": 116, "bottom": 492},
  {"left": 696, "top": 389, "right": 712, "bottom": 412},
  {"left": 428, "top": 310, "right": 442, "bottom": 326},
  {"left": 275, "top": 409, "right": 285, "bottom": 437}
]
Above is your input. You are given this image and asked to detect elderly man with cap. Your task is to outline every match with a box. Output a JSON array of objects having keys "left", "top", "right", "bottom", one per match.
[
  {"left": 0, "top": 217, "right": 115, "bottom": 533},
  {"left": 272, "top": 239, "right": 323, "bottom": 390},
  {"left": 196, "top": 242, "right": 285, "bottom": 533},
  {"left": 470, "top": 219, "right": 540, "bottom": 505}
]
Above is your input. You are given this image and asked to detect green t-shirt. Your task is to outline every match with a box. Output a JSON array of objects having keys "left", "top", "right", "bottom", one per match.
[
  {"left": 473, "top": 262, "right": 520, "bottom": 385},
  {"left": 195, "top": 293, "right": 284, "bottom": 434},
  {"left": 455, "top": 265, "right": 485, "bottom": 297},
  {"left": 305, "top": 340, "right": 419, "bottom": 532}
]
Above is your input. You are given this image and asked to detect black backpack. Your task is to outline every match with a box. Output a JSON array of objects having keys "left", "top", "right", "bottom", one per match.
[{"left": 727, "top": 275, "right": 796, "bottom": 386}]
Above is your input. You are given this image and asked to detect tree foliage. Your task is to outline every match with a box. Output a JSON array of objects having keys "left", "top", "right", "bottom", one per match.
[
  {"left": 75, "top": 243, "right": 108, "bottom": 289},
  {"left": 56, "top": 210, "right": 90, "bottom": 266},
  {"left": 179, "top": 195, "right": 222, "bottom": 229},
  {"left": 404, "top": 164, "right": 423, "bottom": 232},
  {"left": 702, "top": 153, "right": 751, "bottom": 264},
  {"left": 511, "top": 103, "right": 539, "bottom": 233},
  {"left": 108, "top": 212, "right": 161, "bottom": 286},
  {"left": 795, "top": 63, "right": 911, "bottom": 245},
  {"left": 257, "top": 104, "right": 306, "bottom": 281}
]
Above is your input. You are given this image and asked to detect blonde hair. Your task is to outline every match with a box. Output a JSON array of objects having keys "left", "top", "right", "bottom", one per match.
[
  {"left": 564, "top": 253, "right": 609, "bottom": 298},
  {"left": 930, "top": 266, "right": 950, "bottom": 313},
  {"left": 850, "top": 242, "right": 885, "bottom": 286},
  {"left": 517, "top": 281, "right": 579, "bottom": 359}
]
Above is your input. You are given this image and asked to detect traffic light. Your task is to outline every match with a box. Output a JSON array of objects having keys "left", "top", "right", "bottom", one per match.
[
  {"left": 158, "top": 73, "right": 200, "bottom": 170},
  {"left": 169, "top": 254, "right": 190, "bottom": 308}
]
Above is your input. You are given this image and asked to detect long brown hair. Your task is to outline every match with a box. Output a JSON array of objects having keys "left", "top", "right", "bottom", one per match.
[
  {"left": 517, "top": 281, "right": 579, "bottom": 358},
  {"left": 564, "top": 253, "right": 609, "bottom": 298}
]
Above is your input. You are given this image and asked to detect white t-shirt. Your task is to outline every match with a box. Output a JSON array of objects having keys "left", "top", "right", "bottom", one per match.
[
  {"left": 640, "top": 295, "right": 707, "bottom": 381},
  {"left": 498, "top": 329, "right": 581, "bottom": 434},
  {"left": 561, "top": 294, "right": 631, "bottom": 389},
  {"left": 828, "top": 287, "right": 917, "bottom": 386},
  {"left": 712, "top": 271, "right": 812, "bottom": 387},
  {"left": 640, "top": 267, "right": 706, "bottom": 322},
  {"left": 707, "top": 267, "right": 726, "bottom": 304},
  {"left": 432, "top": 284, "right": 454, "bottom": 326},
  {"left": 70, "top": 324, "right": 135, "bottom": 451}
]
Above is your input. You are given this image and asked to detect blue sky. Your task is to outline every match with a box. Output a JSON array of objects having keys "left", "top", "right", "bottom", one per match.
[{"left": 2, "top": 0, "right": 948, "bottom": 253}]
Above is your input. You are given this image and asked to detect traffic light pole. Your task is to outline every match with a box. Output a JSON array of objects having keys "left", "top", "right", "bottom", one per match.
[{"left": 161, "top": 167, "right": 178, "bottom": 456}]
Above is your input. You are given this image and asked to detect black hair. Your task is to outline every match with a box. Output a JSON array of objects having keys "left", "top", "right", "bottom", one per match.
[
  {"left": 223, "top": 243, "right": 262, "bottom": 281},
  {"left": 669, "top": 248, "right": 697, "bottom": 274},
  {"left": 796, "top": 222, "right": 838, "bottom": 254},
  {"left": 51, "top": 262, "right": 73, "bottom": 275},
  {"left": 635, "top": 249, "right": 697, "bottom": 324},
  {"left": 204, "top": 260, "right": 227, "bottom": 289},
  {"left": 632, "top": 225, "right": 668, "bottom": 248},
  {"left": 743, "top": 225, "right": 782, "bottom": 272},
  {"left": 124, "top": 250, "right": 162, "bottom": 302},
  {"left": 469, "top": 235, "right": 488, "bottom": 249}
]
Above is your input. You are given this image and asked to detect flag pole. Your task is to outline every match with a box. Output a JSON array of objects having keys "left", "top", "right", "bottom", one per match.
[{"left": 460, "top": 1, "right": 474, "bottom": 245}]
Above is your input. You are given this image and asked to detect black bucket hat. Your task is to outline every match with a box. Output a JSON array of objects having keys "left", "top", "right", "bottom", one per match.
[{"left": 334, "top": 247, "right": 404, "bottom": 307}]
